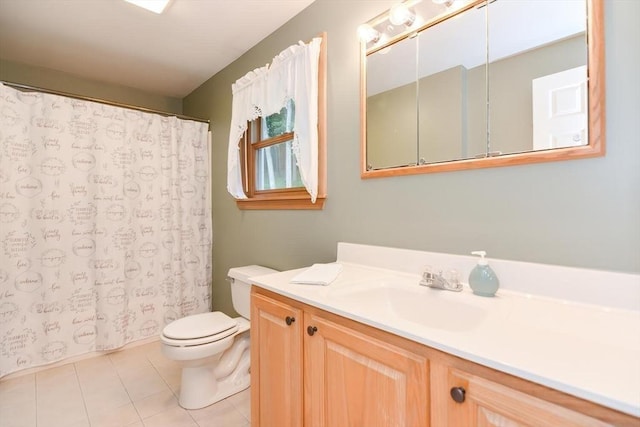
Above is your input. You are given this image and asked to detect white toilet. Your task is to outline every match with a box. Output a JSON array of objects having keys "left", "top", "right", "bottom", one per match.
[{"left": 161, "top": 265, "right": 277, "bottom": 409}]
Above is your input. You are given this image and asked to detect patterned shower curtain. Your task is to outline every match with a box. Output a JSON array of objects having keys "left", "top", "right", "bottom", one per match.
[{"left": 0, "top": 83, "right": 212, "bottom": 377}]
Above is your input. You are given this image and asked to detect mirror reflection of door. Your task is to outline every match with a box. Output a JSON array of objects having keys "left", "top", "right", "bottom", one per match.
[
  {"left": 532, "top": 65, "right": 588, "bottom": 150},
  {"left": 487, "top": 0, "right": 587, "bottom": 157}
]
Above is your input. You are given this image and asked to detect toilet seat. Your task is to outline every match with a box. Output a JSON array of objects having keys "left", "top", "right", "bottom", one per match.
[{"left": 162, "top": 312, "right": 238, "bottom": 347}]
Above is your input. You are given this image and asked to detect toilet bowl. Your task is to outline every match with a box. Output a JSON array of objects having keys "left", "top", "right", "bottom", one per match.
[{"left": 161, "top": 265, "right": 277, "bottom": 409}]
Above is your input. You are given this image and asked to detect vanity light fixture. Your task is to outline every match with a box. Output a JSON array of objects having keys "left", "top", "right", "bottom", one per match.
[
  {"left": 357, "top": 24, "right": 381, "bottom": 44},
  {"left": 432, "top": 0, "right": 455, "bottom": 7},
  {"left": 389, "top": 3, "right": 416, "bottom": 27},
  {"left": 124, "top": 0, "right": 171, "bottom": 14}
]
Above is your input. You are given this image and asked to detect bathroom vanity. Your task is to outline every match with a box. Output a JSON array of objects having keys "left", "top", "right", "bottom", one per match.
[{"left": 249, "top": 243, "right": 640, "bottom": 426}]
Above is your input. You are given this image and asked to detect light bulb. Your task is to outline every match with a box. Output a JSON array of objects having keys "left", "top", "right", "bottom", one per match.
[
  {"left": 432, "top": 0, "right": 455, "bottom": 7},
  {"left": 124, "top": 0, "right": 171, "bottom": 14},
  {"left": 357, "top": 24, "right": 381, "bottom": 44},
  {"left": 389, "top": 3, "right": 416, "bottom": 27}
]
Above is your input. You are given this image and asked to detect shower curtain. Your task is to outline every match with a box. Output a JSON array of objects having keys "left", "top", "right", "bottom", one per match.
[{"left": 0, "top": 83, "right": 212, "bottom": 377}]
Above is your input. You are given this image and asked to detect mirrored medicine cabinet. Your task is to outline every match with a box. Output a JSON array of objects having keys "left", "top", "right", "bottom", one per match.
[{"left": 360, "top": 0, "right": 605, "bottom": 178}]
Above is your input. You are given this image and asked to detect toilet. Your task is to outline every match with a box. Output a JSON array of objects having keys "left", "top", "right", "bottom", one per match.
[{"left": 161, "top": 265, "right": 277, "bottom": 409}]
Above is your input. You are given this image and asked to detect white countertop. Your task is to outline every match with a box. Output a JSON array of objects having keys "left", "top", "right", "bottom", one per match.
[{"left": 250, "top": 262, "right": 640, "bottom": 417}]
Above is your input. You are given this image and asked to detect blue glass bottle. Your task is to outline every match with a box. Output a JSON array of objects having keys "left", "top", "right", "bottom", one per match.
[{"left": 468, "top": 251, "right": 499, "bottom": 297}]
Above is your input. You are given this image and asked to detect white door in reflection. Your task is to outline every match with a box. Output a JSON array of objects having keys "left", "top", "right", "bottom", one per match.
[{"left": 532, "top": 65, "right": 588, "bottom": 150}]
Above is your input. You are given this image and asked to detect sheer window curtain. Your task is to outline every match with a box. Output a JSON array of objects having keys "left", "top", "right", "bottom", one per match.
[{"left": 226, "top": 37, "right": 322, "bottom": 202}]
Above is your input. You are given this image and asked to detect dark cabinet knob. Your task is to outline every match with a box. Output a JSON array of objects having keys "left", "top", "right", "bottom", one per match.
[
  {"left": 285, "top": 316, "right": 295, "bottom": 326},
  {"left": 450, "top": 386, "right": 466, "bottom": 403},
  {"left": 307, "top": 326, "right": 318, "bottom": 336}
]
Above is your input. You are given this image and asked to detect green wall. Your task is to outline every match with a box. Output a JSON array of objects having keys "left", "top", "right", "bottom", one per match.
[
  {"left": 367, "top": 81, "right": 417, "bottom": 169},
  {"left": 419, "top": 65, "right": 466, "bottom": 163},
  {"left": 184, "top": 0, "right": 640, "bottom": 317},
  {"left": 0, "top": 59, "right": 182, "bottom": 113}
]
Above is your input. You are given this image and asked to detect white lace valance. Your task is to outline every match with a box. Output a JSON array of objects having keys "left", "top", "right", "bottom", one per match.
[{"left": 227, "top": 37, "right": 322, "bottom": 202}]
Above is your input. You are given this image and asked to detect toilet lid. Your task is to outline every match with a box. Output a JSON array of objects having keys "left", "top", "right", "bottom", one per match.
[{"left": 163, "top": 312, "right": 237, "bottom": 340}]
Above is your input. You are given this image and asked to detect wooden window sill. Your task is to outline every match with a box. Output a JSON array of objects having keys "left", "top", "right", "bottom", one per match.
[{"left": 236, "top": 196, "right": 326, "bottom": 210}]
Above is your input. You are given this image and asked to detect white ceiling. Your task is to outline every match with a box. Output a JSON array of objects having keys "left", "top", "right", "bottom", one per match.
[{"left": 0, "top": 0, "right": 316, "bottom": 98}]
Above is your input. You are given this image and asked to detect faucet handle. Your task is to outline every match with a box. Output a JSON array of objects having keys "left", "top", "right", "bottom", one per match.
[
  {"left": 444, "top": 269, "right": 463, "bottom": 292},
  {"left": 445, "top": 269, "right": 460, "bottom": 286},
  {"left": 420, "top": 266, "right": 462, "bottom": 291},
  {"left": 420, "top": 265, "right": 434, "bottom": 286}
]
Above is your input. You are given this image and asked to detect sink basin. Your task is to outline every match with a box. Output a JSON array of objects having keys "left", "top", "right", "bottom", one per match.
[{"left": 328, "top": 282, "right": 487, "bottom": 332}]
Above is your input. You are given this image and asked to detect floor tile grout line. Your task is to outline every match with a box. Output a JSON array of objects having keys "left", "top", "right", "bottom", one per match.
[
  {"left": 72, "top": 362, "right": 92, "bottom": 426},
  {"left": 143, "top": 345, "right": 249, "bottom": 426},
  {"left": 34, "top": 369, "right": 39, "bottom": 427},
  {"left": 77, "top": 356, "right": 142, "bottom": 427},
  {"left": 108, "top": 350, "right": 146, "bottom": 424},
  {"left": 34, "top": 372, "right": 38, "bottom": 427},
  {"left": 146, "top": 350, "right": 179, "bottom": 400},
  {"left": 229, "top": 390, "right": 252, "bottom": 424},
  {"left": 108, "top": 344, "right": 192, "bottom": 424},
  {"left": 144, "top": 350, "right": 203, "bottom": 425},
  {"left": 35, "top": 364, "right": 89, "bottom": 427}
]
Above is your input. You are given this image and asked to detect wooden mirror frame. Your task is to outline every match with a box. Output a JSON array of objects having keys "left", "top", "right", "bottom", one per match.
[{"left": 360, "top": 0, "right": 604, "bottom": 179}]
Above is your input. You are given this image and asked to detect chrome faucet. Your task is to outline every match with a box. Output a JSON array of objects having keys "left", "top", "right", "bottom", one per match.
[{"left": 419, "top": 267, "right": 462, "bottom": 292}]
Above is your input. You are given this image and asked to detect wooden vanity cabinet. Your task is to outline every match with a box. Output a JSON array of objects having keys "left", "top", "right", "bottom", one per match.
[
  {"left": 251, "top": 287, "right": 638, "bottom": 427},
  {"left": 430, "top": 361, "right": 618, "bottom": 427},
  {"left": 251, "top": 288, "right": 429, "bottom": 427},
  {"left": 251, "top": 291, "right": 303, "bottom": 427},
  {"left": 304, "top": 311, "right": 429, "bottom": 427}
]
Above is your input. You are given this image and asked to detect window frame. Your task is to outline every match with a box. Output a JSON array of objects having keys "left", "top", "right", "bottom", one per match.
[
  {"left": 235, "top": 33, "right": 327, "bottom": 211},
  {"left": 243, "top": 120, "right": 306, "bottom": 195}
]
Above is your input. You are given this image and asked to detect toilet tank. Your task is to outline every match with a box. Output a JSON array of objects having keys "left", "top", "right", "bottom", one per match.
[{"left": 227, "top": 265, "right": 278, "bottom": 319}]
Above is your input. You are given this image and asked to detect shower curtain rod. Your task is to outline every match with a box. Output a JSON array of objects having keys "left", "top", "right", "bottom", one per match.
[{"left": 1, "top": 80, "right": 210, "bottom": 124}]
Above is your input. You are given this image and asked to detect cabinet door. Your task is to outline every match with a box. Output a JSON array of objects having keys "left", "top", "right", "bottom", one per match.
[
  {"left": 431, "top": 362, "right": 613, "bottom": 427},
  {"left": 304, "top": 312, "right": 429, "bottom": 427},
  {"left": 251, "top": 292, "right": 303, "bottom": 427}
]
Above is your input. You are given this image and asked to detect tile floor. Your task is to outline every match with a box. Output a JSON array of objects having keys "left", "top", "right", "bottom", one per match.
[{"left": 0, "top": 341, "right": 250, "bottom": 427}]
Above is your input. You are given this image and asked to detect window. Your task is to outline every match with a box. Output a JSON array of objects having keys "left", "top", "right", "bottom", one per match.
[
  {"left": 228, "top": 34, "right": 326, "bottom": 210},
  {"left": 244, "top": 100, "right": 303, "bottom": 192}
]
